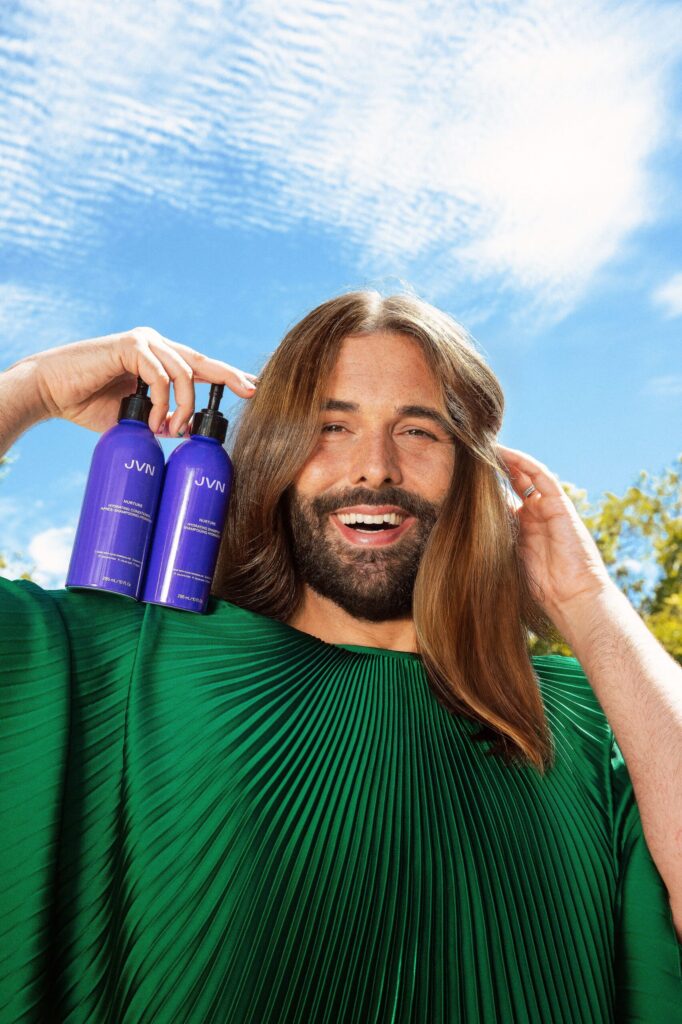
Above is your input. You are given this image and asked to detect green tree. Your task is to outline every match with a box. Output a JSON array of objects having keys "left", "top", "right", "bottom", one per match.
[{"left": 529, "top": 455, "right": 682, "bottom": 664}]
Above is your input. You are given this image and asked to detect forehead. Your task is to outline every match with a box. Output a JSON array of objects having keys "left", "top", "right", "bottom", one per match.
[{"left": 328, "top": 331, "right": 441, "bottom": 399}]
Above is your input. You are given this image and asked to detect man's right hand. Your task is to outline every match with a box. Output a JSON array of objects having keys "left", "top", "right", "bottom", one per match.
[{"left": 1, "top": 327, "right": 259, "bottom": 449}]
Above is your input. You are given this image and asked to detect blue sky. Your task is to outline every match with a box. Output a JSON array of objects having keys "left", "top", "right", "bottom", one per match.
[{"left": 1, "top": 0, "right": 681, "bottom": 588}]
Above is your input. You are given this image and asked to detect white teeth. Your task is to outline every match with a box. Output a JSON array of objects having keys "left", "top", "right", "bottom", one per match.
[{"left": 337, "top": 511, "right": 406, "bottom": 526}]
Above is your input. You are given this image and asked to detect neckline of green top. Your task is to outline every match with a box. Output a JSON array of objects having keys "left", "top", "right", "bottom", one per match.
[
  {"left": 333, "top": 642, "right": 422, "bottom": 660},
  {"left": 278, "top": 616, "right": 423, "bottom": 660},
  {"left": 214, "top": 598, "right": 424, "bottom": 661}
]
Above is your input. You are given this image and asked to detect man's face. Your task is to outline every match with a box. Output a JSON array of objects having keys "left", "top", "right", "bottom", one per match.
[{"left": 287, "top": 331, "right": 456, "bottom": 622}]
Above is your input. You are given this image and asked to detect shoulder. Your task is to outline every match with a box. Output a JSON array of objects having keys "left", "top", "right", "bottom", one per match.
[
  {"left": 48, "top": 586, "right": 146, "bottom": 673},
  {"left": 0, "top": 575, "right": 145, "bottom": 633},
  {"left": 0, "top": 577, "right": 74, "bottom": 666},
  {"left": 0, "top": 574, "right": 61, "bottom": 625},
  {"left": 0, "top": 579, "right": 300, "bottom": 660},
  {"left": 49, "top": 583, "right": 146, "bottom": 633},
  {"left": 0, "top": 576, "right": 146, "bottom": 680},
  {"left": 136, "top": 595, "right": 309, "bottom": 663}
]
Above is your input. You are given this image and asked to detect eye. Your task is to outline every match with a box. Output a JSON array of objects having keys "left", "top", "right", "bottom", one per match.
[
  {"left": 321, "top": 423, "right": 347, "bottom": 433},
  {"left": 403, "top": 427, "right": 437, "bottom": 439}
]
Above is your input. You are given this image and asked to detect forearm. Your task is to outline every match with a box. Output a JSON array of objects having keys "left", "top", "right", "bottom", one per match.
[
  {"left": 553, "top": 584, "right": 682, "bottom": 938},
  {"left": 0, "top": 358, "right": 49, "bottom": 457}
]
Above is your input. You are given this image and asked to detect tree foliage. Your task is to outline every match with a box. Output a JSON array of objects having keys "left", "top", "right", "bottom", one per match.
[{"left": 529, "top": 455, "right": 682, "bottom": 664}]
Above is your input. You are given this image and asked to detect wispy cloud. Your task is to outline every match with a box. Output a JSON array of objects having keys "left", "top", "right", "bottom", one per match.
[
  {"left": 652, "top": 271, "right": 682, "bottom": 317},
  {"left": 1, "top": 0, "right": 681, "bottom": 315},
  {"left": 0, "top": 283, "right": 97, "bottom": 364},
  {"left": 642, "top": 374, "right": 682, "bottom": 397}
]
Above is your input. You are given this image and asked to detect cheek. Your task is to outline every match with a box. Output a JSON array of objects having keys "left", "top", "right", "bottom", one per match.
[
  {"left": 405, "top": 448, "right": 455, "bottom": 497},
  {"left": 292, "top": 448, "right": 339, "bottom": 494}
]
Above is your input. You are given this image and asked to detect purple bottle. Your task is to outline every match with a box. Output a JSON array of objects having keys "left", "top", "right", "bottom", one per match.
[
  {"left": 141, "top": 384, "right": 233, "bottom": 613},
  {"left": 66, "top": 378, "right": 165, "bottom": 599}
]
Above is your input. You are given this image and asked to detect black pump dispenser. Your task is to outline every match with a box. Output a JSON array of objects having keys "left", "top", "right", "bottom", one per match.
[
  {"left": 191, "top": 384, "right": 228, "bottom": 444},
  {"left": 118, "top": 377, "right": 153, "bottom": 425}
]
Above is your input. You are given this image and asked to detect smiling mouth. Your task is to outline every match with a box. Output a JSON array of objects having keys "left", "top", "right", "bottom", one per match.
[
  {"left": 329, "top": 510, "right": 415, "bottom": 547},
  {"left": 335, "top": 511, "right": 407, "bottom": 531}
]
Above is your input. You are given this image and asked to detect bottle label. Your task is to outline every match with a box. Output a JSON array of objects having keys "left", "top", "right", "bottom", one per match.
[
  {"left": 194, "top": 476, "right": 226, "bottom": 492},
  {"left": 98, "top": 497, "right": 153, "bottom": 524},
  {"left": 67, "top": 441, "right": 163, "bottom": 599},
  {"left": 142, "top": 459, "right": 232, "bottom": 611},
  {"left": 124, "top": 459, "right": 157, "bottom": 475}
]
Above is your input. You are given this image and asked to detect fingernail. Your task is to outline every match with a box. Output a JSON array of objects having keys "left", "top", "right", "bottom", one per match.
[
  {"left": 177, "top": 427, "right": 185, "bottom": 437},
  {"left": 244, "top": 380, "right": 257, "bottom": 390}
]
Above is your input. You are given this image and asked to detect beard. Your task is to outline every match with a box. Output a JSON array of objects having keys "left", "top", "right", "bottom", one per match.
[{"left": 285, "top": 484, "right": 440, "bottom": 622}]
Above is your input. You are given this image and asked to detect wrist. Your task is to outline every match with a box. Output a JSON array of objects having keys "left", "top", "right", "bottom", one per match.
[
  {"left": 551, "top": 582, "right": 636, "bottom": 654},
  {"left": 0, "top": 357, "right": 52, "bottom": 452}
]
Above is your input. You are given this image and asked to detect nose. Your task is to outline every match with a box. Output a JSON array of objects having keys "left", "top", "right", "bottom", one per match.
[{"left": 349, "top": 430, "right": 403, "bottom": 488}]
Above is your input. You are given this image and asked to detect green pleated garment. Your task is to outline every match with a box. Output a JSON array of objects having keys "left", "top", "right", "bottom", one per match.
[{"left": 1, "top": 577, "right": 680, "bottom": 1023}]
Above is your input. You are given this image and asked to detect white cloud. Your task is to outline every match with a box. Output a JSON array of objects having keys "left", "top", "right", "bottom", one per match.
[
  {"left": 0, "top": 487, "right": 76, "bottom": 589},
  {"left": 642, "top": 374, "right": 682, "bottom": 397},
  {"left": 27, "top": 525, "right": 75, "bottom": 589},
  {"left": 0, "top": 0, "right": 681, "bottom": 315},
  {"left": 0, "top": 283, "right": 96, "bottom": 363},
  {"left": 652, "top": 272, "right": 682, "bottom": 317}
]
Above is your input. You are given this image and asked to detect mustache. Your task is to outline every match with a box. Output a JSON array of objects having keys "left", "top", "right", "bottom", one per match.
[{"left": 310, "top": 486, "right": 440, "bottom": 521}]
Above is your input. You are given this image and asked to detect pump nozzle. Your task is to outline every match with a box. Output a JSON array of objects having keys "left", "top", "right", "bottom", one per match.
[
  {"left": 118, "top": 377, "right": 153, "bottom": 425},
  {"left": 208, "top": 384, "right": 224, "bottom": 412},
  {"left": 190, "top": 384, "right": 228, "bottom": 443}
]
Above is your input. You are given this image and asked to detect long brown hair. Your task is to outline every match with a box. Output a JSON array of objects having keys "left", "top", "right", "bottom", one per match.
[{"left": 213, "top": 291, "right": 557, "bottom": 772}]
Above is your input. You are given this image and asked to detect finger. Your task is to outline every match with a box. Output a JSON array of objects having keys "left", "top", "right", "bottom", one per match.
[
  {"left": 161, "top": 337, "right": 258, "bottom": 398},
  {"left": 495, "top": 445, "right": 563, "bottom": 498},
  {"left": 153, "top": 412, "right": 177, "bottom": 439},
  {"left": 146, "top": 337, "right": 196, "bottom": 436},
  {"left": 121, "top": 343, "right": 172, "bottom": 435}
]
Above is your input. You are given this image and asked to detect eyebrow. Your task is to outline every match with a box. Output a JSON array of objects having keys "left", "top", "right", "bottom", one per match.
[{"left": 322, "top": 399, "right": 454, "bottom": 435}]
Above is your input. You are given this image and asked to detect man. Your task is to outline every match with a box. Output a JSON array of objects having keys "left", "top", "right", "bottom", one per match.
[{"left": 1, "top": 291, "right": 680, "bottom": 1022}]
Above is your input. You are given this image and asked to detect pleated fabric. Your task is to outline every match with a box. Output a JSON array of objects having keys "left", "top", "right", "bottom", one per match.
[{"left": 1, "top": 576, "right": 680, "bottom": 1024}]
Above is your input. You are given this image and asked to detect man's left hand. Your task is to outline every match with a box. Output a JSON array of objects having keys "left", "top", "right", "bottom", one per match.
[{"left": 496, "top": 444, "right": 616, "bottom": 624}]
